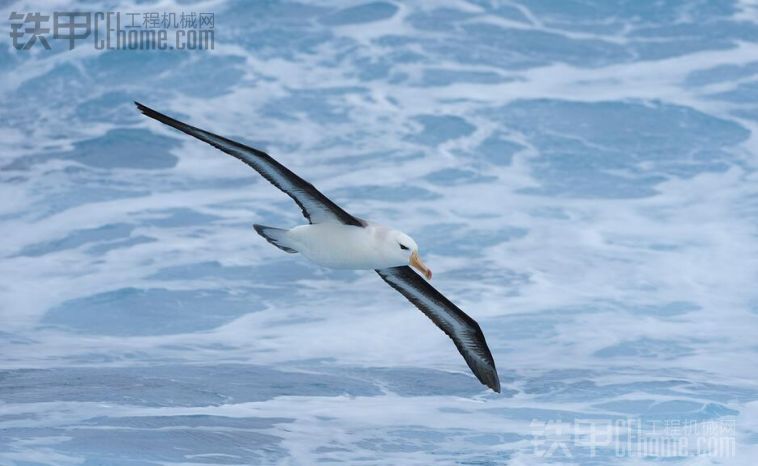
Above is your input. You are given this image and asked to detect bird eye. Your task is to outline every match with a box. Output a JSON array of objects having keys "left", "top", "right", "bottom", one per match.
[{"left": 399, "top": 243, "right": 409, "bottom": 250}]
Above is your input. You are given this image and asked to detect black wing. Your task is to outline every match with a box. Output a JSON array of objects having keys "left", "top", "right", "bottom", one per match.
[
  {"left": 135, "top": 102, "right": 362, "bottom": 226},
  {"left": 376, "top": 266, "right": 500, "bottom": 392}
]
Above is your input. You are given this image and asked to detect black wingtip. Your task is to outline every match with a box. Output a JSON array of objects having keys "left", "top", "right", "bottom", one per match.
[
  {"left": 480, "top": 370, "right": 501, "bottom": 393},
  {"left": 135, "top": 101, "right": 157, "bottom": 119},
  {"left": 135, "top": 101, "right": 164, "bottom": 121},
  {"left": 134, "top": 101, "right": 198, "bottom": 138}
]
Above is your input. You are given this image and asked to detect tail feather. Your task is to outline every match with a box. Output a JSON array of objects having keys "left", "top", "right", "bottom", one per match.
[{"left": 253, "top": 224, "right": 298, "bottom": 253}]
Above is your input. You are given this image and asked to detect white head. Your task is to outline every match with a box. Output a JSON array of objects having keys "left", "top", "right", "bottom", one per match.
[{"left": 383, "top": 229, "right": 432, "bottom": 280}]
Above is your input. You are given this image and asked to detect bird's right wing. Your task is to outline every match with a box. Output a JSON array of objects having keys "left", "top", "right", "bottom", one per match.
[
  {"left": 135, "top": 102, "right": 363, "bottom": 227},
  {"left": 376, "top": 266, "right": 500, "bottom": 392}
]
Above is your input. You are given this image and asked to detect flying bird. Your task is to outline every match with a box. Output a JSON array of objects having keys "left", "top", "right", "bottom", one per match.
[{"left": 135, "top": 102, "right": 500, "bottom": 392}]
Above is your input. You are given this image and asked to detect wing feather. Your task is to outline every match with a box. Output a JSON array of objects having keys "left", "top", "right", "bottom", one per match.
[
  {"left": 376, "top": 266, "right": 500, "bottom": 392},
  {"left": 135, "top": 102, "right": 362, "bottom": 226}
]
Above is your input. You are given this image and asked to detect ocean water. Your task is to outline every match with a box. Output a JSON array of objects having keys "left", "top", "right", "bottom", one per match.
[{"left": 1, "top": 0, "right": 758, "bottom": 464}]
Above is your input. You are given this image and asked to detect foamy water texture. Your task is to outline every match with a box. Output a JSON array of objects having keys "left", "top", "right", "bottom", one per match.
[{"left": 2, "top": 1, "right": 758, "bottom": 464}]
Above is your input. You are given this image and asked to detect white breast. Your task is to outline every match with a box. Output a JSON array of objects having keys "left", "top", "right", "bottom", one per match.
[{"left": 285, "top": 223, "right": 398, "bottom": 270}]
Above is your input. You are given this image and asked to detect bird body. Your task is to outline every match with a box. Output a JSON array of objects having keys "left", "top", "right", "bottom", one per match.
[
  {"left": 272, "top": 222, "right": 420, "bottom": 271},
  {"left": 136, "top": 102, "right": 500, "bottom": 392}
]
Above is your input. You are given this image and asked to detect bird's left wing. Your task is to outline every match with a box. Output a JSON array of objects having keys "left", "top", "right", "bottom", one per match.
[
  {"left": 376, "top": 266, "right": 500, "bottom": 392},
  {"left": 135, "top": 102, "right": 362, "bottom": 226}
]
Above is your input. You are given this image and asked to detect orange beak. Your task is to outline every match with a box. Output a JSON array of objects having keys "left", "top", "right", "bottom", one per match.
[{"left": 410, "top": 251, "right": 432, "bottom": 280}]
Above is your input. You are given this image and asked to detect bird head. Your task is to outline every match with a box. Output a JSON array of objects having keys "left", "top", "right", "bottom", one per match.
[{"left": 386, "top": 230, "right": 432, "bottom": 280}]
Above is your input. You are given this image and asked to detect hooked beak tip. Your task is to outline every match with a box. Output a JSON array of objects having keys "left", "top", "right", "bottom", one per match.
[{"left": 410, "top": 251, "right": 432, "bottom": 280}]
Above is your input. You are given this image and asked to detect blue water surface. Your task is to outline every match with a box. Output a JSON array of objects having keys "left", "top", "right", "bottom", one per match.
[{"left": 1, "top": 1, "right": 757, "bottom": 464}]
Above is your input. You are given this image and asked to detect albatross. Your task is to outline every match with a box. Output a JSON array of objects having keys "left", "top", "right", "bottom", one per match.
[{"left": 135, "top": 102, "right": 500, "bottom": 392}]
